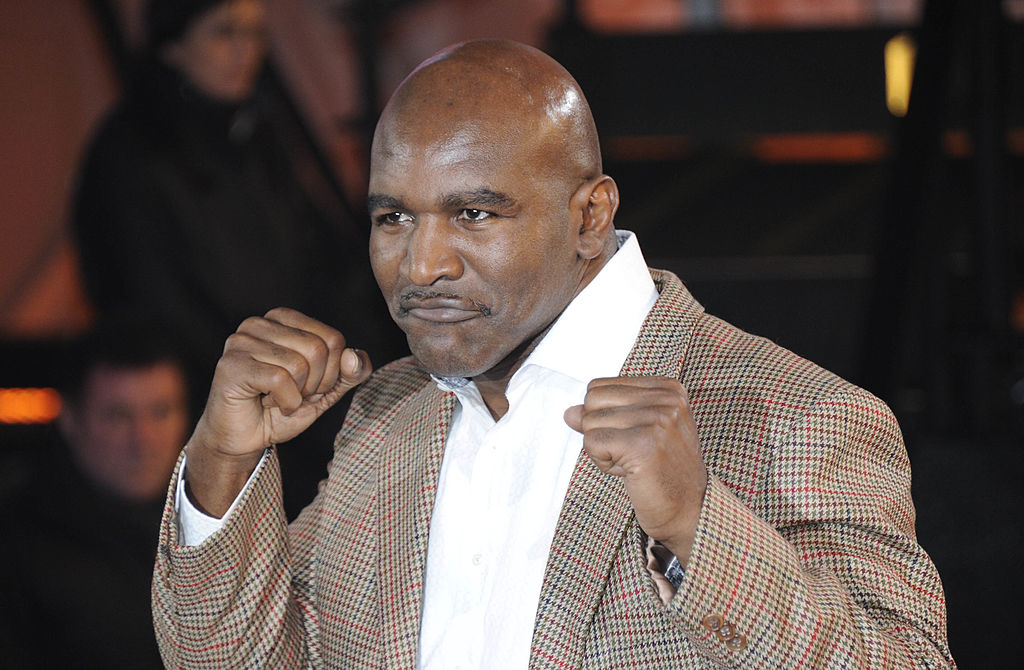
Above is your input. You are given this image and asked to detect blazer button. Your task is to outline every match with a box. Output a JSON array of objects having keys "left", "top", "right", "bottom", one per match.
[
  {"left": 702, "top": 614, "right": 724, "bottom": 632},
  {"left": 716, "top": 622, "right": 736, "bottom": 640},
  {"left": 726, "top": 634, "right": 747, "bottom": 651}
]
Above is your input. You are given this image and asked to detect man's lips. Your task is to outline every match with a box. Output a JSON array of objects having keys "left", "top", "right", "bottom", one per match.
[{"left": 398, "top": 292, "right": 491, "bottom": 323}]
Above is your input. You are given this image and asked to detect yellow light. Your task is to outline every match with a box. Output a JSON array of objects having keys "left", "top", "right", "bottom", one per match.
[
  {"left": 885, "top": 32, "right": 917, "bottom": 117},
  {"left": 0, "top": 388, "right": 62, "bottom": 424}
]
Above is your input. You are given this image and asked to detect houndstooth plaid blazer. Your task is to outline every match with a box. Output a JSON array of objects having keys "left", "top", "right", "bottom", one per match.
[{"left": 152, "top": 269, "right": 955, "bottom": 668}]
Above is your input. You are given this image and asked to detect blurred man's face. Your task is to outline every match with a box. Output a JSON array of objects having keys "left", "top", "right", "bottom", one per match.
[
  {"left": 61, "top": 362, "right": 189, "bottom": 503},
  {"left": 162, "top": 0, "right": 267, "bottom": 103}
]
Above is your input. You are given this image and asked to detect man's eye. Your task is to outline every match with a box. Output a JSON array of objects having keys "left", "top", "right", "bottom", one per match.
[
  {"left": 376, "top": 212, "right": 413, "bottom": 226},
  {"left": 458, "top": 209, "right": 492, "bottom": 222}
]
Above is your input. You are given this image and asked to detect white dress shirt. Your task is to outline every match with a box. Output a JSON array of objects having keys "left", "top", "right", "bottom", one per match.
[
  {"left": 176, "top": 231, "right": 659, "bottom": 669},
  {"left": 418, "top": 231, "right": 657, "bottom": 669}
]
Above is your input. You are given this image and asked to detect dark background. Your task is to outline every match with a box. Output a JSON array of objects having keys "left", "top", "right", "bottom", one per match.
[{"left": 2, "top": 1, "right": 1021, "bottom": 666}]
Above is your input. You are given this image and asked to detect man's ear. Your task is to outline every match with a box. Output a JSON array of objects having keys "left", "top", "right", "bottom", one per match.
[{"left": 572, "top": 175, "right": 619, "bottom": 260}]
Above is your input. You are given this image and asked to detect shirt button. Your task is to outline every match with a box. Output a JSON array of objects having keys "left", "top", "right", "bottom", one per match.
[{"left": 472, "top": 553, "right": 482, "bottom": 566}]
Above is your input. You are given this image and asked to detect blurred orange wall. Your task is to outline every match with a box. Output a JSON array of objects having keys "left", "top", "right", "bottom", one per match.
[{"left": 0, "top": 1, "right": 116, "bottom": 337}]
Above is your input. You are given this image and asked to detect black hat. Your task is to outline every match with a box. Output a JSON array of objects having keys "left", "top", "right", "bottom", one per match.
[{"left": 145, "top": 0, "right": 227, "bottom": 49}]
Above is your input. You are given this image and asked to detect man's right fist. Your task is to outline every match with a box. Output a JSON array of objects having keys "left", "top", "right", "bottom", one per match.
[{"left": 184, "top": 308, "right": 372, "bottom": 517}]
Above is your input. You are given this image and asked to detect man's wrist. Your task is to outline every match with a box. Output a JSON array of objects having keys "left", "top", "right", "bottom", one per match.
[
  {"left": 656, "top": 477, "right": 707, "bottom": 569},
  {"left": 176, "top": 450, "right": 268, "bottom": 545},
  {"left": 183, "top": 441, "right": 265, "bottom": 518}
]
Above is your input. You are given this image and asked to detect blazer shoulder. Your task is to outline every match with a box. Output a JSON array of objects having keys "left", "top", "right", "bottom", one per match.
[
  {"left": 646, "top": 268, "right": 878, "bottom": 422},
  {"left": 682, "top": 308, "right": 903, "bottom": 481},
  {"left": 645, "top": 268, "right": 875, "bottom": 414},
  {"left": 693, "top": 310, "right": 858, "bottom": 394}
]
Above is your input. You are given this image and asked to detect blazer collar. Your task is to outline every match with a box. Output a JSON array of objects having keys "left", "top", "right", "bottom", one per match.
[{"left": 376, "top": 384, "right": 456, "bottom": 667}]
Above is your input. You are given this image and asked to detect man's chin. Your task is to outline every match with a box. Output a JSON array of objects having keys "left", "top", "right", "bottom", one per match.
[
  {"left": 413, "top": 356, "right": 481, "bottom": 380},
  {"left": 408, "top": 342, "right": 492, "bottom": 380}
]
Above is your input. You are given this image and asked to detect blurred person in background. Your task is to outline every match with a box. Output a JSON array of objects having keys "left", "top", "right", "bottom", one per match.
[
  {"left": 72, "top": 0, "right": 404, "bottom": 516},
  {"left": 72, "top": 0, "right": 401, "bottom": 396},
  {"left": 0, "top": 318, "right": 189, "bottom": 669}
]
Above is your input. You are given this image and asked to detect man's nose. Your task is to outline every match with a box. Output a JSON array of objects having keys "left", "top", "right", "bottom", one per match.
[{"left": 403, "top": 218, "right": 464, "bottom": 286}]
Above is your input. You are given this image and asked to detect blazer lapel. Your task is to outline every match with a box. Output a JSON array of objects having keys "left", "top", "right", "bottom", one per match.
[
  {"left": 529, "top": 270, "right": 703, "bottom": 665},
  {"left": 376, "top": 384, "right": 456, "bottom": 668}
]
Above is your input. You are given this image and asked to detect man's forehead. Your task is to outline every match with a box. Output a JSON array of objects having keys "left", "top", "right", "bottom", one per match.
[
  {"left": 84, "top": 363, "right": 185, "bottom": 395},
  {"left": 376, "top": 106, "right": 526, "bottom": 154},
  {"left": 370, "top": 120, "right": 532, "bottom": 189}
]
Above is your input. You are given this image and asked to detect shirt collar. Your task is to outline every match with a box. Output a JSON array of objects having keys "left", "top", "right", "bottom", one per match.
[{"left": 434, "top": 230, "right": 658, "bottom": 392}]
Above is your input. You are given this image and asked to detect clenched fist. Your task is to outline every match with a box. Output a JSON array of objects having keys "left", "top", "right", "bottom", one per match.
[
  {"left": 185, "top": 308, "right": 372, "bottom": 517},
  {"left": 564, "top": 376, "right": 707, "bottom": 567}
]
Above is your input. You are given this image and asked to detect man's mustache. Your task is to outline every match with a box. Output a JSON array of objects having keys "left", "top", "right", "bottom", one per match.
[{"left": 397, "top": 290, "right": 492, "bottom": 317}]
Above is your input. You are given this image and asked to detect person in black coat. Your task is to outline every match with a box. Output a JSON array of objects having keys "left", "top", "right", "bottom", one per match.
[
  {"left": 74, "top": 0, "right": 401, "bottom": 383},
  {"left": 73, "top": 0, "right": 404, "bottom": 516}
]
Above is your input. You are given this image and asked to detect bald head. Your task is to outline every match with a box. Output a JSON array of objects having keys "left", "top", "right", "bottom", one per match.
[
  {"left": 373, "top": 39, "right": 602, "bottom": 188},
  {"left": 367, "top": 39, "right": 620, "bottom": 384}
]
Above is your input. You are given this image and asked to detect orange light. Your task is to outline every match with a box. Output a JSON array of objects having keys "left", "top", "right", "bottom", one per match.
[
  {"left": 941, "top": 130, "right": 973, "bottom": 158},
  {"left": 0, "top": 388, "right": 62, "bottom": 424},
  {"left": 751, "top": 132, "right": 889, "bottom": 163}
]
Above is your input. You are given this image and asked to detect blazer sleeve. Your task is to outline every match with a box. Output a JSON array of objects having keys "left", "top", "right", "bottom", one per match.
[
  {"left": 151, "top": 449, "right": 324, "bottom": 669},
  {"left": 667, "top": 388, "right": 955, "bottom": 668}
]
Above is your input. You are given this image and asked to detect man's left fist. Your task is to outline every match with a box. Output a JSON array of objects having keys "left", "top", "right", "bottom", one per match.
[{"left": 564, "top": 376, "right": 707, "bottom": 567}]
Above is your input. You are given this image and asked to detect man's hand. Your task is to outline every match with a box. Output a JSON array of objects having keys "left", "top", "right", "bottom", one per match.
[
  {"left": 185, "top": 308, "right": 372, "bottom": 517},
  {"left": 564, "top": 376, "right": 707, "bottom": 568}
]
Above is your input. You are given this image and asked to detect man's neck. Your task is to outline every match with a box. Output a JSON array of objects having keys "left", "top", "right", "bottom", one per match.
[
  {"left": 465, "top": 244, "right": 618, "bottom": 420},
  {"left": 470, "top": 327, "right": 551, "bottom": 420},
  {"left": 474, "top": 380, "right": 510, "bottom": 421}
]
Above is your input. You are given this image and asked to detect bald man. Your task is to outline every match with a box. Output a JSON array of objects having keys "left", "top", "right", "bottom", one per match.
[{"left": 152, "top": 40, "right": 955, "bottom": 668}]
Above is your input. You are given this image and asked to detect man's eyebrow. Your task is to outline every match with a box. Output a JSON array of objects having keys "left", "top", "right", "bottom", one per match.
[
  {"left": 367, "top": 193, "right": 403, "bottom": 212},
  {"left": 440, "top": 189, "right": 518, "bottom": 211},
  {"left": 367, "top": 189, "right": 519, "bottom": 213}
]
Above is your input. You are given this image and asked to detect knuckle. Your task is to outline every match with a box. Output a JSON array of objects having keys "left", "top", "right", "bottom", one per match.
[
  {"left": 237, "top": 315, "right": 265, "bottom": 333},
  {"left": 264, "top": 364, "right": 292, "bottom": 388},
  {"left": 214, "top": 352, "right": 240, "bottom": 377},
  {"left": 282, "top": 350, "right": 310, "bottom": 381},
  {"left": 221, "top": 336, "right": 258, "bottom": 362},
  {"left": 662, "top": 404, "right": 682, "bottom": 424},
  {"left": 263, "top": 306, "right": 292, "bottom": 320},
  {"left": 306, "top": 335, "right": 330, "bottom": 363},
  {"left": 322, "top": 328, "right": 346, "bottom": 352},
  {"left": 223, "top": 332, "right": 247, "bottom": 351}
]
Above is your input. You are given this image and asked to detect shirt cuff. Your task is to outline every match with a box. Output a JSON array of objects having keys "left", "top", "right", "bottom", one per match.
[{"left": 174, "top": 450, "right": 268, "bottom": 546}]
